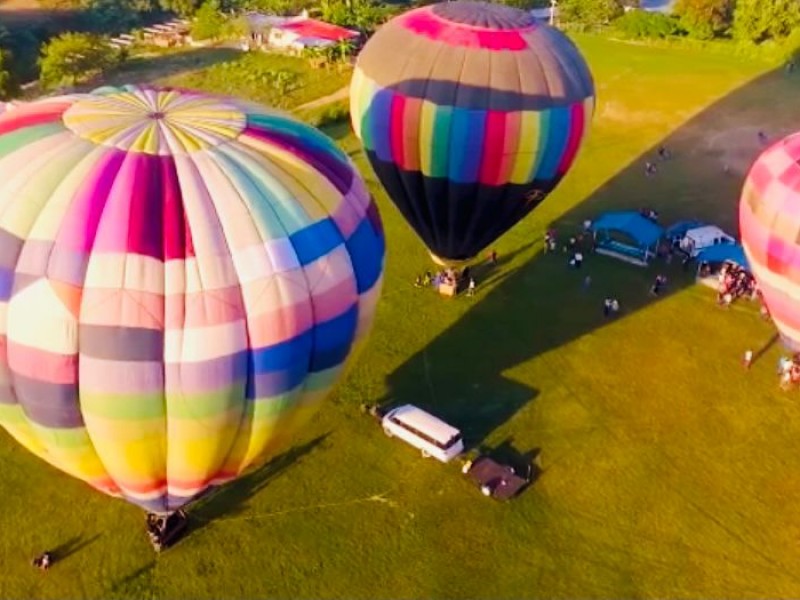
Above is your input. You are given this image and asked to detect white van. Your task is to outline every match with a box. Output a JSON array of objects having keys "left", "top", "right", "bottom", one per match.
[
  {"left": 381, "top": 404, "right": 464, "bottom": 463},
  {"left": 680, "top": 225, "right": 736, "bottom": 258}
]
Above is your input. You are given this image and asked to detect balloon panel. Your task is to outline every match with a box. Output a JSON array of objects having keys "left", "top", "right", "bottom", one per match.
[
  {"left": 740, "top": 132, "right": 800, "bottom": 350},
  {"left": 0, "top": 86, "right": 384, "bottom": 513}
]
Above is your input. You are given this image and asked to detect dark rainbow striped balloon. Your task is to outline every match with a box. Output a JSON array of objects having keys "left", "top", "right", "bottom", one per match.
[{"left": 351, "top": 1, "right": 595, "bottom": 263}]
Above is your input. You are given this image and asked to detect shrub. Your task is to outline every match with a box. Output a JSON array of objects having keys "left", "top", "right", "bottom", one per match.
[{"left": 614, "top": 10, "right": 683, "bottom": 39}]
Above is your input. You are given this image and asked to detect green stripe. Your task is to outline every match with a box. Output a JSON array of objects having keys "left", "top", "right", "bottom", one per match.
[
  {"left": 430, "top": 106, "right": 452, "bottom": 178},
  {"left": 0, "top": 123, "right": 66, "bottom": 159},
  {"left": 530, "top": 109, "right": 551, "bottom": 180},
  {"left": 31, "top": 422, "right": 92, "bottom": 450}
]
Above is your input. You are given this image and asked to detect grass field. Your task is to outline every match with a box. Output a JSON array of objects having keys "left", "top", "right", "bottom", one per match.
[
  {"left": 3, "top": 35, "right": 800, "bottom": 599},
  {"left": 87, "top": 48, "right": 353, "bottom": 111}
]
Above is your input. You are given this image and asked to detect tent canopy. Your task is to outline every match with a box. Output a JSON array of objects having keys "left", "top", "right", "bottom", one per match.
[
  {"left": 590, "top": 211, "right": 665, "bottom": 248},
  {"left": 665, "top": 219, "right": 705, "bottom": 241},
  {"left": 696, "top": 243, "right": 750, "bottom": 270}
]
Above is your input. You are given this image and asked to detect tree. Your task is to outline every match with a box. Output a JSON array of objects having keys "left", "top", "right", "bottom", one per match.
[
  {"left": 487, "top": 0, "right": 551, "bottom": 9},
  {"left": 38, "top": 32, "right": 121, "bottom": 90},
  {"left": 674, "top": 0, "right": 734, "bottom": 39},
  {"left": 614, "top": 9, "right": 682, "bottom": 38},
  {"left": 319, "top": 0, "right": 397, "bottom": 35},
  {"left": 191, "top": 0, "right": 228, "bottom": 40},
  {"left": 559, "top": 0, "right": 625, "bottom": 29},
  {"left": 83, "top": 0, "right": 146, "bottom": 32},
  {"left": 733, "top": 0, "right": 800, "bottom": 43},
  {"left": 0, "top": 49, "right": 13, "bottom": 100},
  {"left": 160, "top": 0, "right": 202, "bottom": 16}
]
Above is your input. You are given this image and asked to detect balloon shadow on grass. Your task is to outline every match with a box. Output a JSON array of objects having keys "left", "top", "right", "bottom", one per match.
[
  {"left": 371, "top": 65, "right": 800, "bottom": 451},
  {"left": 49, "top": 532, "right": 102, "bottom": 562},
  {"left": 186, "top": 433, "right": 330, "bottom": 535}
]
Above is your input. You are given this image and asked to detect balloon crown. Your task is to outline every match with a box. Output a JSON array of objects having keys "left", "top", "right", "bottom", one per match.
[{"left": 431, "top": 1, "right": 536, "bottom": 30}]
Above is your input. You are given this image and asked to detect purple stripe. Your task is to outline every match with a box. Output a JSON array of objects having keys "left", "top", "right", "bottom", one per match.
[
  {"left": 244, "top": 127, "right": 353, "bottom": 196},
  {"left": 11, "top": 372, "right": 83, "bottom": 428}
]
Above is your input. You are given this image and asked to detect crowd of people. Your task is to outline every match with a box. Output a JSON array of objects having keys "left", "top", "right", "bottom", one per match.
[{"left": 714, "top": 262, "right": 757, "bottom": 307}]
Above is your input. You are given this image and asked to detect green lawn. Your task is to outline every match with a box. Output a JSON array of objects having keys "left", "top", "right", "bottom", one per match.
[
  {"left": 4, "top": 35, "right": 800, "bottom": 599},
  {"left": 88, "top": 47, "right": 352, "bottom": 111}
]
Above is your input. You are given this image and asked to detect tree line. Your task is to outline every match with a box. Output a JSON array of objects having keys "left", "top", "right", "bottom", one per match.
[
  {"left": 557, "top": 0, "right": 800, "bottom": 47},
  {"left": 1, "top": 0, "right": 797, "bottom": 99}
]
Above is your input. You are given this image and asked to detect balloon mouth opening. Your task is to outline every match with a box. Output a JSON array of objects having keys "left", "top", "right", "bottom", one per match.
[
  {"left": 429, "top": 253, "right": 476, "bottom": 268},
  {"left": 149, "top": 111, "right": 165, "bottom": 120}
]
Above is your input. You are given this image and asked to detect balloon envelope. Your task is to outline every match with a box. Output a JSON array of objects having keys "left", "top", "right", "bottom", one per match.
[
  {"left": 0, "top": 85, "right": 384, "bottom": 513},
  {"left": 351, "top": 1, "right": 595, "bottom": 262},
  {"left": 740, "top": 132, "right": 800, "bottom": 350}
]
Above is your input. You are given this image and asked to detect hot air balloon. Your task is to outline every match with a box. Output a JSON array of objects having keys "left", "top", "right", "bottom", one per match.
[
  {"left": 350, "top": 0, "right": 595, "bottom": 265},
  {"left": 740, "top": 132, "right": 800, "bottom": 350},
  {"left": 0, "top": 85, "right": 384, "bottom": 518}
]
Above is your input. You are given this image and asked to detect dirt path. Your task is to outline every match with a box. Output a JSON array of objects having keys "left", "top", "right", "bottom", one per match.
[{"left": 296, "top": 85, "right": 349, "bottom": 111}]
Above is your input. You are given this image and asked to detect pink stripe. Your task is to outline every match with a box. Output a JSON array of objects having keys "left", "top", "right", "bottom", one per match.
[
  {"left": 389, "top": 94, "right": 406, "bottom": 167},
  {"left": 55, "top": 149, "right": 126, "bottom": 252},
  {"left": 556, "top": 103, "right": 586, "bottom": 175},
  {"left": 399, "top": 8, "right": 532, "bottom": 51},
  {"left": 746, "top": 159, "right": 774, "bottom": 197},
  {"left": 332, "top": 194, "right": 367, "bottom": 239},
  {"left": 478, "top": 111, "right": 506, "bottom": 186},
  {"left": 755, "top": 277, "right": 800, "bottom": 332},
  {"left": 310, "top": 277, "right": 358, "bottom": 324},
  {"left": 247, "top": 300, "right": 314, "bottom": 348},
  {"left": 0, "top": 101, "right": 71, "bottom": 135},
  {"left": 93, "top": 152, "right": 143, "bottom": 252},
  {"left": 7, "top": 341, "right": 77, "bottom": 384},
  {"left": 165, "top": 287, "right": 245, "bottom": 329},
  {"left": 81, "top": 289, "right": 166, "bottom": 329}
]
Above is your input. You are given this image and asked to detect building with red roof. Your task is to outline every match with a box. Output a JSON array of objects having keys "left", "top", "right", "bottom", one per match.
[{"left": 267, "top": 17, "right": 360, "bottom": 50}]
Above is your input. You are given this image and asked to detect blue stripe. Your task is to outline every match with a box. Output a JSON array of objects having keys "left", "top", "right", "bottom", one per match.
[
  {"left": 290, "top": 218, "right": 343, "bottom": 267},
  {"left": 535, "top": 107, "right": 570, "bottom": 182},
  {"left": 0, "top": 267, "right": 13, "bottom": 301},
  {"left": 346, "top": 217, "right": 384, "bottom": 294},
  {"left": 448, "top": 108, "right": 486, "bottom": 183},
  {"left": 246, "top": 329, "right": 313, "bottom": 399},
  {"left": 367, "top": 89, "right": 395, "bottom": 163},
  {"left": 310, "top": 305, "right": 358, "bottom": 372}
]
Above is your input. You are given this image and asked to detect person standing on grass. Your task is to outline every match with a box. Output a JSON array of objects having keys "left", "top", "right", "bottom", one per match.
[
  {"left": 743, "top": 349, "right": 753, "bottom": 369},
  {"left": 467, "top": 278, "right": 476, "bottom": 296},
  {"left": 603, "top": 298, "right": 611, "bottom": 317},
  {"left": 583, "top": 275, "right": 591, "bottom": 290},
  {"left": 611, "top": 298, "right": 619, "bottom": 315}
]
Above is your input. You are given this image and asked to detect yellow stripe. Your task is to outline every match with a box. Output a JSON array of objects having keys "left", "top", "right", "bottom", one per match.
[
  {"left": 510, "top": 111, "right": 540, "bottom": 184},
  {"left": 350, "top": 69, "right": 366, "bottom": 139},
  {"left": 419, "top": 100, "right": 438, "bottom": 177}
]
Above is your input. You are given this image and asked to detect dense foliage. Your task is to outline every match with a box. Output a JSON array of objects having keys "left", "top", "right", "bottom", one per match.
[{"left": 38, "top": 32, "right": 121, "bottom": 90}]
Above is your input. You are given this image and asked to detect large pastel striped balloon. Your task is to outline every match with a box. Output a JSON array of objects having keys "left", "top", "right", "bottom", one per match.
[
  {"left": 740, "top": 132, "right": 800, "bottom": 350},
  {"left": 0, "top": 85, "right": 384, "bottom": 513},
  {"left": 351, "top": 1, "right": 594, "bottom": 263}
]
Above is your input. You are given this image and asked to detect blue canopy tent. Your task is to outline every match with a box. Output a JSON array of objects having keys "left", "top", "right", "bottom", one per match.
[
  {"left": 695, "top": 243, "right": 749, "bottom": 270},
  {"left": 590, "top": 211, "right": 665, "bottom": 266},
  {"left": 695, "top": 243, "right": 750, "bottom": 288}
]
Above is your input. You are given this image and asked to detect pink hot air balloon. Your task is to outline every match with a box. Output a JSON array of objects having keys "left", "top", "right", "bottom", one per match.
[{"left": 740, "top": 132, "right": 800, "bottom": 349}]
